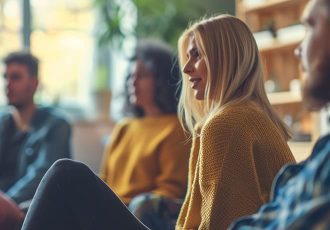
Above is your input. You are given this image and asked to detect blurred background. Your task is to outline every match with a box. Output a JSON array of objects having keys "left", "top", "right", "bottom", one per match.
[
  {"left": 0, "top": 0, "right": 234, "bottom": 119},
  {"left": 2, "top": 0, "right": 328, "bottom": 172},
  {"left": 0, "top": 0, "right": 234, "bottom": 172}
]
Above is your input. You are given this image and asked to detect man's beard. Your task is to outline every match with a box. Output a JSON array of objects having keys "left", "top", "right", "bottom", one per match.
[{"left": 302, "top": 54, "right": 330, "bottom": 111}]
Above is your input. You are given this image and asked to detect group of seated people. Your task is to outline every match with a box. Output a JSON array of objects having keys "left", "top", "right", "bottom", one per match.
[
  {"left": 1, "top": 0, "right": 330, "bottom": 229},
  {"left": 0, "top": 39, "right": 190, "bottom": 230}
]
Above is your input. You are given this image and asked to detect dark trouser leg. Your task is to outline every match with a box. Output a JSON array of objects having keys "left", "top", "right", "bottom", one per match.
[{"left": 22, "top": 159, "right": 149, "bottom": 230}]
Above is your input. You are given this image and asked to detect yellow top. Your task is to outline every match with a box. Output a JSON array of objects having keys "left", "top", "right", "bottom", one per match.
[
  {"left": 176, "top": 102, "right": 295, "bottom": 230},
  {"left": 100, "top": 115, "right": 191, "bottom": 204}
]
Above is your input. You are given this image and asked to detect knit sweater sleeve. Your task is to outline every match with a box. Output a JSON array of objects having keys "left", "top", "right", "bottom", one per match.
[
  {"left": 176, "top": 104, "right": 294, "bottom": 230},
  {"left": 152, "top": 125, "right": 191, "bottom": 200},
  {"left": 198, "top": 113, "right": 257, "bottom": 230},
  {"left": 99, "top": 120, "right": 129, "bottom": 181}
]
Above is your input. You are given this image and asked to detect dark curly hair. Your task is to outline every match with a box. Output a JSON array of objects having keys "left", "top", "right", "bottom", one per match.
[{"left": 124, "top": 39, "right": 181, "bottom": 117}]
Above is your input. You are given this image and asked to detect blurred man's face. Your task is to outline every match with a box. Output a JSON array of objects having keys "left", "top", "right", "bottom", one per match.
[
  {"left": 295, "top": 0, "right": 330, "bottom": 110},
  {"left": 4, "top": 63, "right": 37, "bottom": 108}
]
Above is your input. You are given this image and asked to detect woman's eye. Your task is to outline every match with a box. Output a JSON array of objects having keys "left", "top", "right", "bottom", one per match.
[{"left": 192, "top": 49, "right": 200, "bottom": 59}]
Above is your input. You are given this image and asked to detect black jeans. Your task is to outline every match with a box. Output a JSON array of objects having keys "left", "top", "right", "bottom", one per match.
[{"left": 21, "top": 159, "right": 149, "bottom": 230}]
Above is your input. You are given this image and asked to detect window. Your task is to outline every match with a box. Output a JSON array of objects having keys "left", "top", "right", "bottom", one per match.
[
  {"left": 31, "top": 0, "right": 96, "bottom": 107},
  {"left": 0, "top": 0, "right": 97, "bottom": 111},
  {"left": 0, "top": 0, "right": 21, "bottom": 105}
]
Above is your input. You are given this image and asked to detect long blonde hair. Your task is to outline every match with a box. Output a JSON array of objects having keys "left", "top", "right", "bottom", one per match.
[{"left": 178, "top": 14, "right": 291, "bottom": 139}]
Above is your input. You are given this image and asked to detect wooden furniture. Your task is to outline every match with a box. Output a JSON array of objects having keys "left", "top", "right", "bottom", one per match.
[{"left": 236, "top": 0, "right": 319, "bottom": 161}]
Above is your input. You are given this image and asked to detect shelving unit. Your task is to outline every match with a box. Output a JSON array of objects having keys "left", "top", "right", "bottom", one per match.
[
  {"left": 267, "top": 91, "right": 301, "bottom": 105},
  {"left": 236, "top": 0, "right": 319, "bottom": 161},
  {"left": 257, "top": 31, "right": 304, "bottom": 53},
  {"left": 241, "top": 0, "right": 307, "bottom": 13}
]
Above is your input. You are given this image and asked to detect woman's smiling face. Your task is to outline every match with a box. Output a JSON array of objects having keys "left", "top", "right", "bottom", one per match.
[{"left": 182, "top": 36, "right": 208, "bottom": 100}]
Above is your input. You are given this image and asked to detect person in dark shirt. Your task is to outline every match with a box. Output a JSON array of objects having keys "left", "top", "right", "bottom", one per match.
[{"left": 0, "top": 51, "right": 71, "bottom": 230}]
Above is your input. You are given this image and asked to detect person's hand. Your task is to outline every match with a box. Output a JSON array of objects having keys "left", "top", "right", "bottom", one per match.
[{"left": 0, "top": 191, "right": 25, "bottom": 230}]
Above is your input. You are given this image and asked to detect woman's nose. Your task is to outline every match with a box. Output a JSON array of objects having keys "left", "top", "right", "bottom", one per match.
[{"left": 183, "top": 62, "right": 193, "bottom": 75}]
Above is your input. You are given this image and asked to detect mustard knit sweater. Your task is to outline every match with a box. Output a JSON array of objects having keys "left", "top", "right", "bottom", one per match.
[
  {"left": 100, "top": 115, "right": 191, "bottom": 204},
  {"left": 176, "top": 102, "right": 295, "bottom": 230}
]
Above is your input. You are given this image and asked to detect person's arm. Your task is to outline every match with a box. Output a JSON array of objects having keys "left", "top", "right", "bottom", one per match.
[
  {"left": 6, "top": 119, "right": 71, "bottom": 204},
  {"left": 99, "top": 121, "right": 127, "bottom": 181},
  {"left": 152, "top": 126, "right": 191, "bottom": 200},
  {"left": 230, "top": 139, "right": 330, "bottom": 230},
  {"left": 0, "top": 192, "right": 25, "bottom": 226},
  {"left": 197, "top": 116, "right": 259, "bottom": 230},
  {"left": 197, "top": 118, "right": 230, "bottom": 229}
]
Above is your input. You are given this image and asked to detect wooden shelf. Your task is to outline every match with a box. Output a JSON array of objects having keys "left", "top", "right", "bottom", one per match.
[
  {"left": 237, "top": 0, "right": 321, "bottom": 158},
  {"left": 267, "top": 91, "right": 302, "bottom": 105},
  {"left": 288, "top": 141, "right": 312, "bottom": 162},
  {"left": 243, "top": 0, "right": 308, "bottom": 14},
  {"left": 257, "top": 32, "right": 304, "bottom": 53}
]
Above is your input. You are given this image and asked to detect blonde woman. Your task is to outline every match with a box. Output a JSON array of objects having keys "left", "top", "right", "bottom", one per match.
[
  {"left": 21, "top": 15, "right": 295, "bottom": 230},
  {"left": 175, "top": 14, "right": 295, "bottom": 229}
]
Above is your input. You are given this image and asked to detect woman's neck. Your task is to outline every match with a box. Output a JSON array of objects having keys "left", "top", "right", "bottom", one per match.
[{"left": 143, "top": 105, "right": 163, "bottom": 117}]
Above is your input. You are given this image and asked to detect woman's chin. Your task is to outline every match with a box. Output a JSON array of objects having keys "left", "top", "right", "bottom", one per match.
[{"left": 194, "top": 92, "right": 205, "bottom": 100}]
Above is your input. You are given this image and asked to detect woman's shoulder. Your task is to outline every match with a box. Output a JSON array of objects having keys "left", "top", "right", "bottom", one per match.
[
  {"left": 111, "top": 118, "right": 137, "bottom": 134},
  {"left": 208, "top": 102, "right": 261, "bottom": 124},
  {"left": 203, "top": 102, "right": 270, "bottom": 135},
  {"left": 225, "top": 101, "right": 264, "bottom": 116},
  {"left": 156, "top": 115, "right": 184, "bottom": 134},
  {"left": 117, "top": 115, "right": 181, "bottom": 132},
  {"left": 116, "top": 117, "right": 135, "bottom": 126}
]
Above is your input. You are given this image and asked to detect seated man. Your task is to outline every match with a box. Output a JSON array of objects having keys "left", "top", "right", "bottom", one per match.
[
  {"left": 0, "top": 51, "right": 72, "bottom": 229},
  {"left": 229, "top": 0, "right": 330, "bottom": 228}
]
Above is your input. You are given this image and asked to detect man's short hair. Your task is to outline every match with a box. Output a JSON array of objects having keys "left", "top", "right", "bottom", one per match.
[{"left": 4, "top": 51, "right": 39, "bottom": 78}]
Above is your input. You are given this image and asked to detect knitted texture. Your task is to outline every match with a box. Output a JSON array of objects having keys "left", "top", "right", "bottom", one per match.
[
  {"left": 100, "top": 115, "right": 191, "bottom": 204},
  {"left": 176, "top": 102, "right": 295, "bottom": 230}
]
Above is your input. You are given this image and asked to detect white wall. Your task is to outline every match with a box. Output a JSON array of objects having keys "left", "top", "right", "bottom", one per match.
[{"left": 72, "top": 119, "right": 114, "bottom": 174}]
